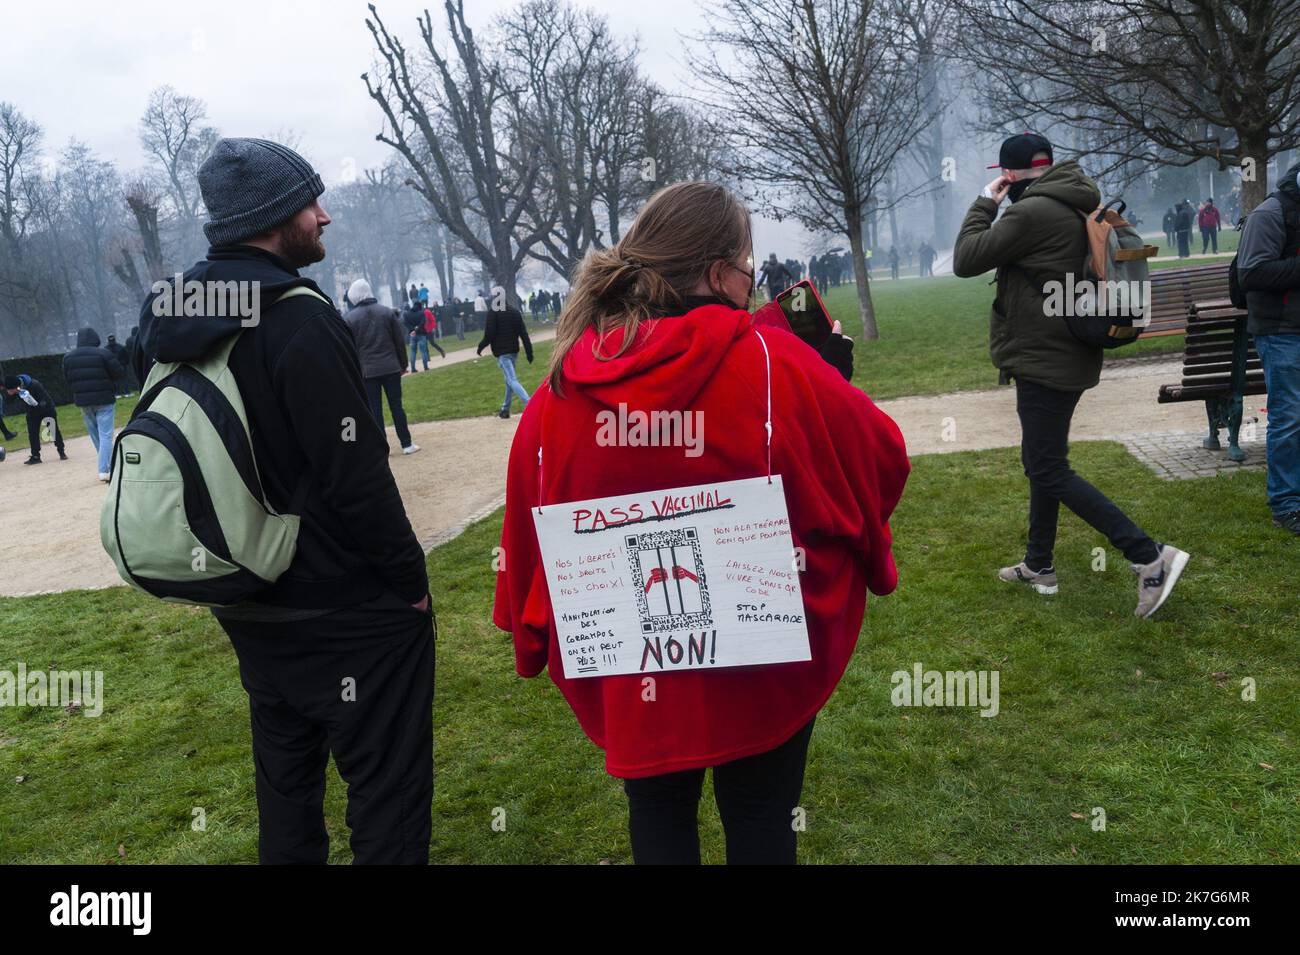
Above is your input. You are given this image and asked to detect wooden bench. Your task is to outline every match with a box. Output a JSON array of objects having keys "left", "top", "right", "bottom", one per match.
[
  {"left": 1144, "top": 263, "right": 1231, "bottom": 337},
  {"left": 1156, "top": 297, "right": 1265, "bottom": 461}
]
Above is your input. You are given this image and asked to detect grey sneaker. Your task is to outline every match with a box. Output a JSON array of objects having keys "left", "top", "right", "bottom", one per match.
[
  {"left": 998, "top": 561, "right": 1058, "bottom": 595},
  {"left": 1133, "top": 544, "right": 1190, "bottom": 619}
]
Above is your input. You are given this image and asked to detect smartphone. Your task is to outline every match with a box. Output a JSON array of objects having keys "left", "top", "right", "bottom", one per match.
[{"left": 774, "top": 280, "right": 833, "bottom": 349}]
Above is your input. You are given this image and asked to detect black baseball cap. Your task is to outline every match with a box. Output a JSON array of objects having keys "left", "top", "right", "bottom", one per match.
[{"left": 988, "top": 132, "right": 1054, "bottom": 171}]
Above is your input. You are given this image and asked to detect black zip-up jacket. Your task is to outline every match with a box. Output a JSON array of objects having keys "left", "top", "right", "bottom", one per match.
[
  {"left": 1238, "top": 160, "right": 1300, "bottom": 336},
  {"left": 133, "top": 245, "right": 428, "bottom": 610},
  {"left": 477, "top": 306, "right": 533, "bottom": 360},
  {"left": 63, "top": 328, "right": 126, "bottom": 407}
]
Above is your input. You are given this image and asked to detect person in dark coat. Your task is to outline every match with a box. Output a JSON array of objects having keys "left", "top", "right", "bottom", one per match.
[
  {"left": 1174, "top": 200, "right": 1195, "bottom": 257},
  {"left": 134, "top": 137, "right": 433, "bottom": 864},
  {"left": 476, "top": 290, "right": 533, "bottom": 418},
  {"left": 105, "top": 334, "right": 132, "bottom": 395},
  {"left": 2, "top": 373, "right": 66, "bottom": 464},
  {"left": 63, "top": 326, "right": 126, "bottom": 480},
  {"left": 344, "top": 278, "right": 419, "bottom": 454}
]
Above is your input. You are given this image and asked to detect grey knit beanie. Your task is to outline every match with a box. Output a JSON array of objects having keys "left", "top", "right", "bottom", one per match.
[{"left": 198, "top": 138, "right": 325, "bottom": 247}]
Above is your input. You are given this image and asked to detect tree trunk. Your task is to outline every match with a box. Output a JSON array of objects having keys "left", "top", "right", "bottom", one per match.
[
  {"left": 846, "top": 211, "right": 879, "bottom": 341},
  {"left": 1239, "top": 132, "right": 1272, "bottom": 214}
]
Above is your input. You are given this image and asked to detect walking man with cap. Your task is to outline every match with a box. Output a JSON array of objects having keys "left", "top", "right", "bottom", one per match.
[
  {"left": 132, "top": 138, "right": 435, "bottom": 864},
  {"left": 953, "top": 132, "right": 1189, "bottom": 618}
]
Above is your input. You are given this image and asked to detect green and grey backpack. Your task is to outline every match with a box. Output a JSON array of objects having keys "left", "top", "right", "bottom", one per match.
[{"left": 100, "top": 286, "right": 327, "bottom": 606}]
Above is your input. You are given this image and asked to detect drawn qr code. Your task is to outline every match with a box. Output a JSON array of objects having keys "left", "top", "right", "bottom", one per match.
[{"left": 625, "top": 527, "right": 712, "bottom": 633}]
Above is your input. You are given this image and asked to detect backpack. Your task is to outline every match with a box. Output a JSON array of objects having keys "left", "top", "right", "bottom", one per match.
[
  {"left": 100, "top": 285, "right": 328, "bottom": 606},
  {"left": 1228, "top": 190, "right": 1300, "bottom": 309},
  {"left": 1061, "top": 198, "right": 1159, "bottom": 349}
]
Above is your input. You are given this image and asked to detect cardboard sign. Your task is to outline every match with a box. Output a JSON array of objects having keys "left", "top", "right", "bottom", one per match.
[{"left": 531, "top": 475, "right": 811, "bottom": 679}]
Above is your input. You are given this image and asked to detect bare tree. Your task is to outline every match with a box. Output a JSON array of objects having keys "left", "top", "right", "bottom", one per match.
[
  {"left": 363, "top": 1, "right": 551, "bottom": 306},
  {"left": 0, "top": 102, "right": 42, "bottom": 261},
  {"left": 501, "top": 0, "right": 633, "bottom": 279},
  {"left": 139, "top": 86, "right": 219, "bottom": 263},
  {"left": 691, "top": 0, "right": 935, "bottom": 339},
  {"left": 952, "top": 0, "right": 1300, "bottom": 212}
]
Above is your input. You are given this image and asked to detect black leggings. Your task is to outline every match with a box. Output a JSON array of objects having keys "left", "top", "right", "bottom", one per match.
[{"left": 622, "top": 717, "right": 815, "bottom": 865}]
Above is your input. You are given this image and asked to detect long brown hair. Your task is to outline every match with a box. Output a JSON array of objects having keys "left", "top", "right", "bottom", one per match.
[{"left": 547, "top": 181, "right": 752, "bottom": 395}]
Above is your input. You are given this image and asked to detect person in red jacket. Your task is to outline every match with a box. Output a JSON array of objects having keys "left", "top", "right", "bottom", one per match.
[
  {"left": 422, "top": 306, "right": 446, "bottom": 358},
  {"left": 492, "top": 181, "right": 910, "bottom": 864},
  {"left": 1198, "top": 198, "right": 1222, "bottom": 254}
]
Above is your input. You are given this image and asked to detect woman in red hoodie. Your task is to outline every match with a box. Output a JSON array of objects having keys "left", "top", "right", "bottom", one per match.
[{"left": 493, "top": 181, "right": 909, "bottom": 864}]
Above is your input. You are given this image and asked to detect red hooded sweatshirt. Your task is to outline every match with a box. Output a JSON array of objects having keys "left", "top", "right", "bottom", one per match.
[{"left": 493, "top": 301, "right": 909, "bottom": 778}]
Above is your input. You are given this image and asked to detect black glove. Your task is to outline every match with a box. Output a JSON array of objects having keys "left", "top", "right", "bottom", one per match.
[{"left": 818, "top": 332, "right": 854, "bottom": 382}]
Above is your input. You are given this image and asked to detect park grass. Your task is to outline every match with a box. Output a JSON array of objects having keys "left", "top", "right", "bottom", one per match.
[{"left": 1, "top": 440, "right": 1295, "bottom": 864}]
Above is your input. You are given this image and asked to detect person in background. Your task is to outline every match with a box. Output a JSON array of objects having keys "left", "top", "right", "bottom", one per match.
[
  {"left": 422, "top": 304, "right": 446, "bottom": 358},
  {"left": 1174, "top": 199, "right": 1194, "bottom": 258},
  {"left": 888, "top": 246, "right": 900, "bottom": 280},
  {"left": 1236, "top": 160, "right": 1300, "bottom": 536},
  {"left": 1162, "top": 205, "right": 1177, "bottom": 252},
  {"left": 493, "top": 180, "right": 907, "bottom": 865},
  {"left": 418, "top": 283, "right": 429, "bottom": 307},
  {"left": 2, "top": 373, "right": 66, "bottom": 465},
  {"left": 403, "top": 300, "right": 431, "bottom": 372},
  {"left": 344, "top": 278, "right": 420, "bottom": 456},
  {"left": 472, "top": 289, "right": 489, "bottom": 334},
  {"left": 918, "top": 241, "right": 936, "bottom": 278},
  {"left": 476, "top": 287, "right": 533, "bottom": 419},
  {"left": 62, "top": 326, "right": 126, "bottom": 481},
  {"left": 1198, "top": 198, "right": 1221, "bottom": 254},
  {"left": 953, "top": 132, "right": 1189, "bottom": 618},
  {"left": 409, "top": 283, "right": 419, "bottom": 307},
  {"left": 104, "top": 334, "right": 132, "bottom": 396},
  {"left": 756, "top": 253, "right": 792, "bottom": 302}
]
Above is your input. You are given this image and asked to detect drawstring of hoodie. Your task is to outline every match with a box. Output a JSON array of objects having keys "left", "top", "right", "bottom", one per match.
[{"left": 754, "top": 327, "right": 773, "bottom": 483}]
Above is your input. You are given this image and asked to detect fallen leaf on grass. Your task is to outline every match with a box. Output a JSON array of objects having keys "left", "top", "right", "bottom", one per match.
[
  {"left": 1070, "top": 812, "right": 1085, "bottom": 819},
  {"left": 1259, "top": 762, "right": 1275, "bottom": 770}
]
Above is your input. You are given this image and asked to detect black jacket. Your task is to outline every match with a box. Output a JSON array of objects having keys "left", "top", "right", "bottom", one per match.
[
  {"left": 402, "top": 303, "right": 428, "bottom": 338},
  {"left": 477, "top": 306, "right": 533, "bottom": 360},
  {"left": 133, "top": 245, "right": 428, "bottom": 610},
  {"left": 1237, "top": 160, "right": 1300, "bottom": 336},
  {"left": 62, "top": 328, "right": 126, "bottom": 407},
  {"left": 344, "top": 299, "right": 408, "bottom": 378}
]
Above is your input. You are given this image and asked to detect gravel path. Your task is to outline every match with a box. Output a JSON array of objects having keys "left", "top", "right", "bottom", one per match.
[{"left": 0, "top": 350, "right": 1217, "bottom": 598}]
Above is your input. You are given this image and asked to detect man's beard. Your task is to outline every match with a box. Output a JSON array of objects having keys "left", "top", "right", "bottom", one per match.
[{"left": 279, "top": 219, "right": 326, "bottom": 268}]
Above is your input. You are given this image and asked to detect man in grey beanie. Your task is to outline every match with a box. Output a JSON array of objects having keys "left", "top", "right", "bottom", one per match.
[{"left": 130, "top": 138, "right": 435, "bottom": 864}]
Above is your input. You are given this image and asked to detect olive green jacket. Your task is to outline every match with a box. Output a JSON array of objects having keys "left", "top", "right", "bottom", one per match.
[{"left": 953, "top": 160, "right": 1103, "bottom": 391}]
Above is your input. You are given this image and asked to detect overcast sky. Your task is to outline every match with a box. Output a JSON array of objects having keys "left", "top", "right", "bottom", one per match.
[{"left": 4, "top": 0, "right": 812, "bottom": 265}]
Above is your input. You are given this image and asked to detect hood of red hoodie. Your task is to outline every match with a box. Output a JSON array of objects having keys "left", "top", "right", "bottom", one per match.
[{"left": 560, "top": 303, "right": 754, "bottom": 412}]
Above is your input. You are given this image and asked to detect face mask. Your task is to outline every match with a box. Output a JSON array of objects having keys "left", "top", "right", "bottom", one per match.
[{"left": 1008, "top": 178, "right": 1034, "bottom": 203}]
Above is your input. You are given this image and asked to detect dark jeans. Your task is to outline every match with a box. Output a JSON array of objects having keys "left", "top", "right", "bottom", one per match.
[
  {"left": 26, "top": 406, "right": 64, "bottom": 458},
  {"left": 364, "top": 373, "right": 413, "bottom": 449},
  {"left": 622, "top": 717, "right": 815, "bottom": 865},
  {"left": 1016, "top": 378, "right": 1158, "bottom": 570},
  {"left": 218, "top": 593, "right": 436, "bottom": 864},
  {"left": 1200, "top": 226, "right": 1218, "bottom": 254}
]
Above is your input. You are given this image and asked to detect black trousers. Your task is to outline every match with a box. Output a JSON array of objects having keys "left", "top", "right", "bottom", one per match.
[
  {"left": 1016, "top": 378, "right": 1158, "bottom": 570},
  {"left": 218, "top": 593, "right": 436, "bottom": 864},
  {"left": 364, "top": 373, "right": 413, "bottom": 450},
  {"left": 622, "top": 717, "right": 815, "bottom": 865},
  {"left": 26, "top": 406, "right": 64, "bottom": 457},
  {"left": 1200, "top": 226, "right": 1218, "bottom": 253}
]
